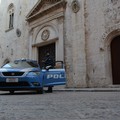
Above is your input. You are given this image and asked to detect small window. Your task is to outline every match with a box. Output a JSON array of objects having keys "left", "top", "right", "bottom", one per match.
[
  {"left": 7, "top": 3, "right": 14, "bottom": 30},
  {"left": 9, "top": 12, "right": 14, "bottom": 28}
]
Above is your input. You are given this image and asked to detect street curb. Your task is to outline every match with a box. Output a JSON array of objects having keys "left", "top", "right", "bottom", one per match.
[{"left": 53, "top": 88, "right": 120, "bottom": 92}]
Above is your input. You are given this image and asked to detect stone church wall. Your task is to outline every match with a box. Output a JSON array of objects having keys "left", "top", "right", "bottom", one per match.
[
  {"left": 85, "top": 0, "right": 120, "bottom": 87},
  {"left": 64, "top": 0, "right": 120, "bottom": 87},
  {"left": 85, "top": 0, "right": 107, "bottom": 87},
  {"left": 64, "top": 0, "right": 87, "bottom": 87},
  {"left": 0, "top": 0, "right": 120, "bottom": 87},
  {"left": 0, "top": 0, "right": 37, "bottom": 65}
]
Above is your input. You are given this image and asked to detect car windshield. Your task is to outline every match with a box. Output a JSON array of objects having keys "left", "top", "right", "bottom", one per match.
[{"left": 2, "top": 60, "right": 39, "bottom": 68}]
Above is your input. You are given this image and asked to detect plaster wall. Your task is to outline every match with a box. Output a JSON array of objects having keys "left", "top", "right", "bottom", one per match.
[
  {"left": 0, "top": 0, "right": 120, "bottom": 87},
  {"left": 0, "top": 0, "right": 37, "bottom": 66},
  {"left": 65, "top": 0, "right": 87, "bottom": 87},
  {"left": 85, "top": 0, "right": 120, "bottom": 87}
]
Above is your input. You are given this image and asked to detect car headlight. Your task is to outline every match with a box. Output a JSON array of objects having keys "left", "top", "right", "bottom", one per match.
[{"left": 27, "top": 71, "right": 40, "bottom": 76}]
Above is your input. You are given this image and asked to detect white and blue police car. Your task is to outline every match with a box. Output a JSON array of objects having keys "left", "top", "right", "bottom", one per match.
[{"left": 0, "top": 59, "right": 66, "bottom": 94}]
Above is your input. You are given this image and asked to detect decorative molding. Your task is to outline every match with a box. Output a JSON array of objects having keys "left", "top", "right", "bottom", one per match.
[
  {"left": 29, "top": 28, "right": 34, "bottom": 35},
  {"left": 57, "top": 16, "right": 64, "bottom": 24},
  {"left": 71, "top": 0, "right": 80, "bottom": 13},
  {"left": 41, "top": 29, "right": 50, "bottom": 41},
  {"left": 101, "top": 24, "right": 120, "bottom": 44},
  {"left": 26, "top": 0, "right": 67, "bottom": 22},
  {"left": 27, "top": 0, "right": 61, "bottom": 17},
  {"left": 34, "top": 22, "right": 58, "bottom": 43},
  {"left": 29, "top": 12, "right": 64, "bottom": 29},
  {"left": 16, "top": 28, "right": 21, "bottom": 37}
]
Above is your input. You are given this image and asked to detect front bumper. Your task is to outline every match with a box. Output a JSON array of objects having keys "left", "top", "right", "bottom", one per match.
[{"left": 0, "top": 76, "right": 43, "bottom": 91}]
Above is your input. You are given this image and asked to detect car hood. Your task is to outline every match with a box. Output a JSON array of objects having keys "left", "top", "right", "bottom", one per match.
[{"left": 0, "top": 68, "right": 40, "bottom": 72}]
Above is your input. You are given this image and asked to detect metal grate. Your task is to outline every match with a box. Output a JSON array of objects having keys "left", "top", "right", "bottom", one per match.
[{"left": 2, "top": 72, "right": 24, "bottom": 76}]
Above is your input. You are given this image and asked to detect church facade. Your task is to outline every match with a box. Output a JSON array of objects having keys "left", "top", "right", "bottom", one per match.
[{"left": 0, "top": 0, "right": 120, "bottom": 88}]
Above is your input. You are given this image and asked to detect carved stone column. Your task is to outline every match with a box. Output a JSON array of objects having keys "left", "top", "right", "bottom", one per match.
[
  {"left": 28, "top": 28, "right": 33, "bottom": 59},
  {"left": 57, "top": 16, "right": 64, "bottom": 61}
]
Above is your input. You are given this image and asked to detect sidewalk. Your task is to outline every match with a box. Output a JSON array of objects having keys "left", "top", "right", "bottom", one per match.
[{"left": 53, "top": 85, "right": 120, "bottom": 92}]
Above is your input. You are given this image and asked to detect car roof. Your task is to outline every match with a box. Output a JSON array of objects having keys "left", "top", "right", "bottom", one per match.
[{"left": 14, "top": 59, "right": 37, "bottom": 63}]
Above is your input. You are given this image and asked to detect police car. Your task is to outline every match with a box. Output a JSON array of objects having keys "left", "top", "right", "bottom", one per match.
[{"left": 0, "top": 59, "right": 66, "bottom": 94}]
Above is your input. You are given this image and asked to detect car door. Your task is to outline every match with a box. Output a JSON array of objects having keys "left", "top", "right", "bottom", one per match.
[{"left": 42, "top": 61, "right": 66, "bottom": 87}]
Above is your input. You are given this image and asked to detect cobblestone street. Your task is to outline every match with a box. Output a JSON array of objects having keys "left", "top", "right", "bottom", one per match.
[{"left": 0, "top": 91, "right": 120, "bottom": 120}]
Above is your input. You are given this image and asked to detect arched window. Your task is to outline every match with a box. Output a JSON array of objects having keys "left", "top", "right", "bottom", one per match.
[{"left": 7, "top": 3, "right": 14, "bottom": 29}]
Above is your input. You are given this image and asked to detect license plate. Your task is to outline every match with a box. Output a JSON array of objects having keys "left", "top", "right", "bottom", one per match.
[{"left": 6, "top": 78, "right": 18, "bottom": 82}]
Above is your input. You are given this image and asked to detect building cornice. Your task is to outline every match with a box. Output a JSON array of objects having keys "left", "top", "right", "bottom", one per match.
[{"left": 26, "top": 0, "right": 67, "bottom": 22}]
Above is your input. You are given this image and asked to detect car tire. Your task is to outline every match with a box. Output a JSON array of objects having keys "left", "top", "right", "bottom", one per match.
[
  {"left": 9, "top": 90, "right": 14, "bottom": 94},
  {"left": 36, "top": 88, "right": 43, "bottom": 94},
  {"left": 47, "top": 86, "right": 53, "bottom": 93}
]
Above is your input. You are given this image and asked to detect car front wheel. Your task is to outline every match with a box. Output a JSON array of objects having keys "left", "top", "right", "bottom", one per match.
[
  {"left": 47, "top": 86, "right": 53, "bottom": 93},
  {"left": 36, "top": 88, "right": 43, "bottom": 94},
  {"left": 9, "top": 90, "right": 14, "bottom": 94}
]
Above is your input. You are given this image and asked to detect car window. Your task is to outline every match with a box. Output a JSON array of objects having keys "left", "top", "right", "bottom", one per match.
[{"left": 2, "top": 61, "right": 39, "bottom": 68}]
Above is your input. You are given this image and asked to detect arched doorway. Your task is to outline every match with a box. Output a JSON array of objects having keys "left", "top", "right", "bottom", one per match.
[{"left": 111, "top": 35, "right": 120, "bottom": 84}]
